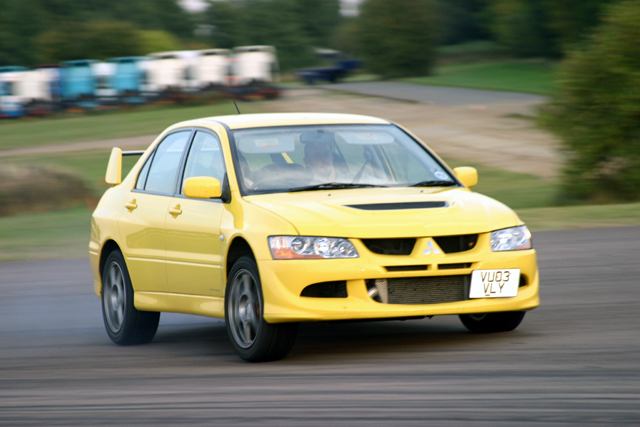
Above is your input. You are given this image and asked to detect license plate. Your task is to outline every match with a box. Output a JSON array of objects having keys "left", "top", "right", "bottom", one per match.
[{"left": 469, "top": 269, "right": 520, "bottom": 298}]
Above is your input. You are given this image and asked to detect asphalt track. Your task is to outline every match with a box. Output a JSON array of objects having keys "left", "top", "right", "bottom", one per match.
[
  {"left": 325, "top": 82, "right": 547, "bottom": 106},
  {"left": 1, "top": 225, "right": 639, "bottom": 426}
]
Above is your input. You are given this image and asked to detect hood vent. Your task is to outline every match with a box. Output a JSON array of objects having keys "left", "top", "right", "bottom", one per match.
[{"left": 346, "top": 201, "right": 448, "bottom": 211}]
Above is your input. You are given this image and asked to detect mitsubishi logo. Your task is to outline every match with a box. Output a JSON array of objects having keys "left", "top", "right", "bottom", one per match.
[{"left": 423, "top": 240, "right": 441, "bottom": 255}]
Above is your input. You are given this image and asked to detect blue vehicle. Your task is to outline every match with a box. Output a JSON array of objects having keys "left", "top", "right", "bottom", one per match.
[
  {"left": 59, "top": 60, "right": 98, "bottom": 107},
  {"left": 108, "top": 57, "right": 148, "bottom": 103}
]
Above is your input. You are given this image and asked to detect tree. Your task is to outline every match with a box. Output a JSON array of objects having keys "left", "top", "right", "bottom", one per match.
[
  {"left": 202, "top": 0, "right": 319, "bottom": 70},
  {"left": 138, "top": 30, "right": 183, "bottom": 54},
  {"left": 36, "top": 21, "right": 144, "bottom": 63},
  {"left": 485, "top": 0, "right": 614, "bottom": 58},
  {"left": 0, "top": 0, "right": 49, "bottom": 66},
  {"left": 435, "top": 0, "right": 490, "bottom": 46},
  {"left": 539, "top": 0, "right": 640, "bottom": 202},
  {"left": 356, "top": 0, "right": 437, "bottom": 78},
  {"left": 485, "top": 0, "right": 557, "bottom": 57}
]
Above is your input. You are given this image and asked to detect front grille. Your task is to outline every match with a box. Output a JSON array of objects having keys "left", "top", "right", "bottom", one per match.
[
  {"left": 301, "top": 281, "right": 347, "bottom": 298},
  {"left": 361, "top": 238, "right": 416, "bottom": 255},
  {"left": 433, "top": 234, "right": 478, "bottom": 254},
  {"left": 366, "top": 275, "right": 469, "bottom": 305}
]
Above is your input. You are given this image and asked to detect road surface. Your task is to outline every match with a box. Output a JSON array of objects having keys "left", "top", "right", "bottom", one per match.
[{"left": 1, "top": 226, "right": 639, "bottom": 426}]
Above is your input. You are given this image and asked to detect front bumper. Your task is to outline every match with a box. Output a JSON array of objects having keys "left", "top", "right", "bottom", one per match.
[{"left": 258, "top": 235, "right": 539, "bottom": 323}]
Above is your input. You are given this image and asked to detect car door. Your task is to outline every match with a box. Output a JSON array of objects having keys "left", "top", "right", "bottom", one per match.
[
  {"left": 165, "top": 130, "right": 226, "bottom": 297},
  {"left": 118, "top": 129, "right": 192, "bottom": 293}
]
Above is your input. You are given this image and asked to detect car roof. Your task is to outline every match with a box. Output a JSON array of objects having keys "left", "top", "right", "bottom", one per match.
[{"left": 170, "top": 113, "right": 391, "bottom": 131}]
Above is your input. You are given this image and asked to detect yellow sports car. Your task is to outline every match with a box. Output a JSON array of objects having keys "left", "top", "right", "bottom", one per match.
[{"left": 89, "top": 113, "right": 539, "bottom": 362}]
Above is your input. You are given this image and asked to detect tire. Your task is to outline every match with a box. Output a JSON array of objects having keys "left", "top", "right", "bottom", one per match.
[
  {"left": 225, "top": 256, "right": 298, "bottom": 362},
  {"left": 459, "top": 311, "right": 525, "bottom": 333},
  {"left": 101, "top": 250, "right": 160, "bottom": 345}
]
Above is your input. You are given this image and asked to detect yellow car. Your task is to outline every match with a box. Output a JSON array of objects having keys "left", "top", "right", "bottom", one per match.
[{"left": 89, "top": 113, "right": 539, "bottom": 362}]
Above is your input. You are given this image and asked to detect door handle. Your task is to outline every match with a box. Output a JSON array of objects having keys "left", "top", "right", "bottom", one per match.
[
  {"left": 169, "top": 204, "right": 182, "bottom": 217},
  {"left": 125, "top": 199, "right": 138, "bottom": 211}
]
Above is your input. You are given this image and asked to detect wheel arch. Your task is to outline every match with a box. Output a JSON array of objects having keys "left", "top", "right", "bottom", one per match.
[
  {"left": 226, "top": 236, "right": 255, "bottom": 280},
  {"left": 99, "top": 239, "right": 122, "bottom": 280}
]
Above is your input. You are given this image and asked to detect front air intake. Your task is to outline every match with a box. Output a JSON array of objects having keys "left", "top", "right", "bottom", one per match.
[{"left": 361, "top": 238, "right": 416, "bottom": 255}]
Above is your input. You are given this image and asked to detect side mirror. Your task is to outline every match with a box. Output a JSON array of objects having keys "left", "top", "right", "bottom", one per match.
[
  {"left": 105, "top": 147, "right": 122, "bottom": 186},
  {"left": 453, "top": 167, "right": 478, "bottom": 188},
  {"left": 184, "top": 176, "right": 222, "bottom": 199}
]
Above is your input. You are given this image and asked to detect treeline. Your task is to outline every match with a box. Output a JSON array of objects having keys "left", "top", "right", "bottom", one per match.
[{"left": 0, "top": 0, "right": 618, "bottom": 73}]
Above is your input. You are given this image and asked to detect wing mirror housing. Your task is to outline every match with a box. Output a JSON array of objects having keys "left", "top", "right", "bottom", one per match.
[
  {"left": 184, "top": 176, "right": 222, "bottom": 199},
  {"left": 105, "top": 147, "right": 123, "bottom": 186},
  {"left": 453, "top": 166, "right": 478, "bottom": 188}
]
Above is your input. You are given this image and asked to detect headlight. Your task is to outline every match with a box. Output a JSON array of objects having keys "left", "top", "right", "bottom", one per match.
[
  {"left": 269, "top": 236, "right": 359, "bottom": 259},
  {"left": 490, "top": 226, "right": 532, "bottom": 251}
]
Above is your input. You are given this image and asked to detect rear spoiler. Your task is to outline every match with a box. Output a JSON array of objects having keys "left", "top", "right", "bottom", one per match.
[{"left": 105, "top": 148, "right": 144, "bottom": 186}]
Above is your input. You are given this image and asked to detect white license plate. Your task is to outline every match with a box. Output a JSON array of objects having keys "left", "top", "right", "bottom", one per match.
[{"left": 469, "top": 269, "right": 520, "bottom": 298}]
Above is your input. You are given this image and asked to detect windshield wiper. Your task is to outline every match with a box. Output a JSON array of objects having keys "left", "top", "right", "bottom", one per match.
[
  {"left": 288, "top": 182, "right": 387, "bottom": 192},
  {"left": 410, "top": 180, "right": 458, "bottom": 187}
]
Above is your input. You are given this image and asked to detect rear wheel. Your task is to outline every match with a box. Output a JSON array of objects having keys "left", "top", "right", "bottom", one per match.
[
  {"left": 225, "top": 256, "right": 298, "bottom": 362},
  {"left": 102, "top": 250, "right": 160, "bottom": 345},
  {"left": 459, "top": 311, "right": 525, "bottom": 333}
]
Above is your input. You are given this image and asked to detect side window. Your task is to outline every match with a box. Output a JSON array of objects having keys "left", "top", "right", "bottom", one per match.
[
  {"left": 144, "top": 130, "right": 191, "bottom": 195},
  {"left": 181, "top": 131, "right": 225, "bottom": 194},
  {"left": 134, "top": 151, "right": 155, "bottom": 190}
]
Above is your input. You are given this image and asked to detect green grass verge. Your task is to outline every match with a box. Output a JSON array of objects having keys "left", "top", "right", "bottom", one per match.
[
  {"left": 0, "top": 206, "right": 92, "bottom": 262},
  {"left": 445, "top": 159, "right": 558, "bottom": 210},
  {"left": 400, "top": 60, "right": 559, "bottom": 95},
  {"left": 518, "top": 203, "right": 640, "bottom": 231},
  {"left": 0, "top": 101, "right": 261, "bottom": 151}
]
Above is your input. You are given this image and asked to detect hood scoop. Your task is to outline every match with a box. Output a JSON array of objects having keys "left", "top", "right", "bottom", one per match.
[{"left": 345, "top": 201, "right": 449, "bottom": 211}]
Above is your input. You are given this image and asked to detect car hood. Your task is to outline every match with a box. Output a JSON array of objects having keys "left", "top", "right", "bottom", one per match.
[{"left": 243, "top": 187, "right": 522, "bottom": 238}]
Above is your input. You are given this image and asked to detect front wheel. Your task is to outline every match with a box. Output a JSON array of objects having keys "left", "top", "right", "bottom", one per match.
[
  {"left": 102, "top": 250, "right": 160, "bottom": 345},
  {"left": 459, "top": 311, "right": 525, "bottom": 333},
  {"left": 225, "top": 256, "right": 298, "bottom": 362}
]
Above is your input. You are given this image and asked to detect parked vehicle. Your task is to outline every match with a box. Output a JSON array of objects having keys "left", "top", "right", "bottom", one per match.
[
  {"left": 108, "top": 56, "right": 148, "bottom": 103},
  {"left": 296, "top": 49, "right": 361, "bottom": 84},
  {"left": 230, "top": 45, "right": 279, "bottom": 85},
  {"left": 60, "top": 60, "right": 99, "bottom": 108},
  {"left": 0, "top": 66, "right": 27, "bottom": 118},
  {"left": 0, "top": 45, "right": 284, "bottom": 118}
]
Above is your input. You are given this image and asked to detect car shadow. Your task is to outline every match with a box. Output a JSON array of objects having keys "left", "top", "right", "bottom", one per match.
[{"left": 149, "top": 315, "right": 530, "bottom": 363}]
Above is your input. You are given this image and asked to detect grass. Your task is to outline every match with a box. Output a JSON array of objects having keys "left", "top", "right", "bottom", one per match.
[
  {"left": 445, "top": 159, "right": 557, "bottom": 210},
  {"left": 0, "top": 101, "right": 261, "bottom": 151},
  {"left": 518, "top": 203, "right": 640, "bottom": 231},
  {"left": 0, "top": 206, "right": 92, "bottom": 262},
  {"left": 400, "top": 60, "right": 559, "bottom": 95}
]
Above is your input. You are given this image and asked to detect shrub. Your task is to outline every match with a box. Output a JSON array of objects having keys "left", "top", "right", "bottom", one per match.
[
  {"left": 0, "top": 164, "right": 93, "bottom": 217},
  {"left": 539, "top": 0, "right": 640, "bottom": 202}
]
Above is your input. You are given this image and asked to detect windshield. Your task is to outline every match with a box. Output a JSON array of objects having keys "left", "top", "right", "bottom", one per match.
[{"left": 230, "top": 124, "right": 458, "bottom": 195}]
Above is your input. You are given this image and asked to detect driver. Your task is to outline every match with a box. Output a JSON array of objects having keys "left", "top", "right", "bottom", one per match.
[{"left": 304, "top": 141, "right": 339, "bottom": 181}]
